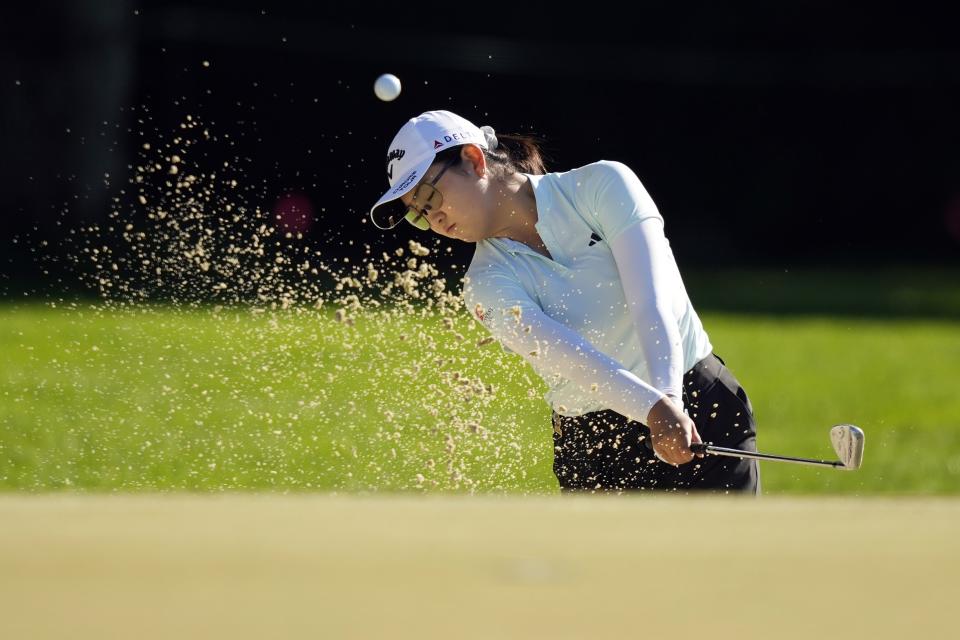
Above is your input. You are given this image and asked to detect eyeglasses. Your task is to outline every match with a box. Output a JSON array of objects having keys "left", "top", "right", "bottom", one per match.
[{"left": 403, "top": 156, "right": 458, "bottom": 230}]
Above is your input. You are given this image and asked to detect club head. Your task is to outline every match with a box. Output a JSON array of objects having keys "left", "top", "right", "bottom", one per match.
[{"left": 830, "top": 424, "right": 865, "bottom": 470}]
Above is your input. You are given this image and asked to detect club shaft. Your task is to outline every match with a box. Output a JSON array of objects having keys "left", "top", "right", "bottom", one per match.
[{"left": 692, "top": 444, "right": 845, "bottom": 468}]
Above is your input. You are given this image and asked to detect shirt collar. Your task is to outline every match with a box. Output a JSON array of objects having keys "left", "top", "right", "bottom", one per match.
[{"left": 484, "top": 173, "right": 561, "bottom": 262}]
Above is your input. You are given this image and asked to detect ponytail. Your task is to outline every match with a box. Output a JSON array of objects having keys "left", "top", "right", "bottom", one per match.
[{"left": 484, "top": 132, "right": 549, "bottom": 176}]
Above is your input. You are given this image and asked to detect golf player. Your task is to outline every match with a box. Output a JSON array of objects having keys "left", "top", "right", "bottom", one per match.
[{"left": 369, "top": 110, "right": 760, "bottom": 494}]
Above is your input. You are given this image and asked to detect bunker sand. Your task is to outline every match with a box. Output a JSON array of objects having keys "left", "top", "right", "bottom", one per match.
[{"left": 0, "top": 495, "right": 956, "bottom": 638}]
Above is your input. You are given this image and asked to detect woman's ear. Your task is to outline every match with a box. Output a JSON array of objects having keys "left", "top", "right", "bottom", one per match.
[{"left": 461, "top": 144, "right": 486, "bottom": 178}]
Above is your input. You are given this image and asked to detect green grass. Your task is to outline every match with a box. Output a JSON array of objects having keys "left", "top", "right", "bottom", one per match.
[{"left": 2, "top": 298, "right": 959, "bottom": 494}]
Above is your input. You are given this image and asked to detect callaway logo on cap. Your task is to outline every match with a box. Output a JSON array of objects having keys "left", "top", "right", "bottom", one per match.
[{"left": 369, "top": 110, "right": 489, "bottom": 230}]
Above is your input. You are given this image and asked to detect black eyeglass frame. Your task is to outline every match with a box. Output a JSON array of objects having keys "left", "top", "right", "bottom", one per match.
[{"left": 405, "top": 155, "right": 459, "bottom": 228}]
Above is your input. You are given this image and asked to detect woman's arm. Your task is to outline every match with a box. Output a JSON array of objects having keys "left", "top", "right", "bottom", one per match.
[
  {"left": 468, "top": 270, "right": 701, "bottom": 464},
  {"left": 586, "top": 161, "right": 685, "bottom": 408},
  {"left": 609, "top": 218, "right": 685, "bottom": 408},
  {"left": 466, "top": 270, "right": 668, "bottom": 423}
]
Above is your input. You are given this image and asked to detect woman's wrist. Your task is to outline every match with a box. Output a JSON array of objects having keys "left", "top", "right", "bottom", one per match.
[{"left": 665, "top": 393, "right": 685, "bottom": 412}]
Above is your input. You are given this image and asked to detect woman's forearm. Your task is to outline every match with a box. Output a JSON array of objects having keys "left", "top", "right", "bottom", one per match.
[{"left": 493, "top": 303, "right": 668, "bottom": 423}]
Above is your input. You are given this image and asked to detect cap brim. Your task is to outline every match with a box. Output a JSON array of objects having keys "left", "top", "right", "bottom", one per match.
[{"left": 369, "top": 157, "right": 434, "bottom": 230}]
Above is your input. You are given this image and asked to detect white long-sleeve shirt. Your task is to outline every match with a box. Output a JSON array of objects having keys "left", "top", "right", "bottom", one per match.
[{"left": 463, "top": 160, "right": 713, "bottom": 424}]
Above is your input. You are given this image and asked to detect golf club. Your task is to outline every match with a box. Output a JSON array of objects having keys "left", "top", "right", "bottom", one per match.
[{"left": 689, "top": 424, "right": 865, "bottom": 470}]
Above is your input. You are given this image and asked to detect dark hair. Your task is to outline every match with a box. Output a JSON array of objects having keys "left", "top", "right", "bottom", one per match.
[{"left": 434, "top": 132, "right": 549, "bottom": 179}]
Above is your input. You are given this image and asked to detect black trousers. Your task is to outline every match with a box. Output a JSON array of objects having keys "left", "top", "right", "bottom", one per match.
[{"left": 551, "top": 352, "right": 760, "bottom": 495}]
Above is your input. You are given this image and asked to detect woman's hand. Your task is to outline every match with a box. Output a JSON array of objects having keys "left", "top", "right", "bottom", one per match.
[{"left": 646, "top": 397, "right": 703, "bottom": 466}]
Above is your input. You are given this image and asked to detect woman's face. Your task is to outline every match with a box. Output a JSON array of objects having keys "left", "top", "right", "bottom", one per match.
[{"left": 399, "top": 145, "right": 489, "bottom": 242}]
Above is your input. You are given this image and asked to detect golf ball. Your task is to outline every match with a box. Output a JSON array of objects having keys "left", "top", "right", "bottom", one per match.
[{"left": 374, "top": 73, "right": 401, "bottom": 101}]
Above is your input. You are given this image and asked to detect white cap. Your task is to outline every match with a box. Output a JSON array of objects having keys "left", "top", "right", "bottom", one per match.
[{"left": 369, "top": 110, "right": 490, "bottom": 230}]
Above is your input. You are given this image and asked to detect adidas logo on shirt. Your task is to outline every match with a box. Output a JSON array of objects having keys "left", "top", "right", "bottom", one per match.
[{"left": 588, "top": 233, "right": 602, "bottom": 247}]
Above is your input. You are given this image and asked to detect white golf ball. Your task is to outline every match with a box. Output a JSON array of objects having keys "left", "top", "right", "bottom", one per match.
[{"left": 374, "top": 73, "right": 401, "bottom": 102}]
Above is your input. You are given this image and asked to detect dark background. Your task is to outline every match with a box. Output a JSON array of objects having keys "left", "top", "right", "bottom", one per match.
[{"left": 3, "top": 0, "right": 959, "bottom": 296}]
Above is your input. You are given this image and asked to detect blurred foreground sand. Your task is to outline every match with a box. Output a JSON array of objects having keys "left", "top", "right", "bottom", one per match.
[{"left": 1, "top": 494, "right": 956, "bottom": 639}]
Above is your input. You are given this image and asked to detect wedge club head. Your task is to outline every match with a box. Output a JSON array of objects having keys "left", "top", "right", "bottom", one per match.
[{"left": 830, "top": 424, "right": 865, "bottom": 470}]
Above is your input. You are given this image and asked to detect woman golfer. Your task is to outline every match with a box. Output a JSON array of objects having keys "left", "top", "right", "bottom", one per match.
[{"left": 369, "top": 110, "right": 759, "bottom": 494}]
